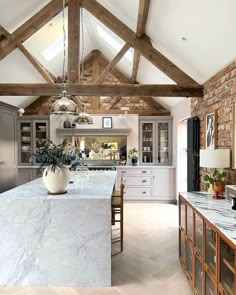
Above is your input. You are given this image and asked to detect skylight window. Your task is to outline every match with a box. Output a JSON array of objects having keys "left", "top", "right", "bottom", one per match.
[
  {"left": 97, "top": 25, "right": 132, "bottom": 62},
  {"left": 42, "top": 35, "right": 68, "bottom": 61}
]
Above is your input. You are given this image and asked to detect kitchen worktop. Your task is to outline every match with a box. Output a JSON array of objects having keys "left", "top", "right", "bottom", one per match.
[
  {"left": 180, "top": 192, "right": 236, "bottom": 245},
  {"left": 0, "top": 171, "right": 116, "bottom": 287}
]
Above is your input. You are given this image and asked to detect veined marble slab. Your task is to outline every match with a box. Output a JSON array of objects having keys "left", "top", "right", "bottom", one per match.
[
  {"left": 0, "top": 171, "right": 116, "bottom": 287},
  {"left": 180, "top": 192, "right": 236, "bottom": 246}
]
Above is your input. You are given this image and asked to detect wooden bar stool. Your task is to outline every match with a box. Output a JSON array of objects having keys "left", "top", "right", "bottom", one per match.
[{"left": 111, "top": 176, "right": 125, "bottom": 252}]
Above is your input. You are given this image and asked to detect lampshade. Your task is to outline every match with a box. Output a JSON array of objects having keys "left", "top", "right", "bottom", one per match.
[
  {"left": 51, "top": 90, "right": 78, "bottom": 115},
  {"left": 200, "top": 149, "right": 230, "bottom": 168},
  {"left": 74, "top": 104, "right": 93, "bottom": 124}
]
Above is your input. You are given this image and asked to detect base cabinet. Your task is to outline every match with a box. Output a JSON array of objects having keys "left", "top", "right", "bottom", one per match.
[
  {"left": 116, "top": 166, "right": 175, "bottom": 201},
  {"left": 17, "top": 168, "right": 42, "bottom": 186},
  {"left": 179, "top": 194, "right": 236, "bottom": 295}
]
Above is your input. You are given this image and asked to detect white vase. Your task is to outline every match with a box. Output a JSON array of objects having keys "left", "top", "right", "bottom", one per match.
[{"left": 43, "top": 166, "right": 70, "bottom": 194}]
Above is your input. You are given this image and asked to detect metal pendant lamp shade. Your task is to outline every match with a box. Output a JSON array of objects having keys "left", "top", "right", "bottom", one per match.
[
  {"left": 75, "top": 104, "right": 93, "bottom": 124},
  {"left": 51, "top": 90, "right": 78, "bottom": 115}
]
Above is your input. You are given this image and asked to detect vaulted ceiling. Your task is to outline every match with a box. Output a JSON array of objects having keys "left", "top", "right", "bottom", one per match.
[{"left": 0, "top": 0, "right": 235, "bottom": 110}]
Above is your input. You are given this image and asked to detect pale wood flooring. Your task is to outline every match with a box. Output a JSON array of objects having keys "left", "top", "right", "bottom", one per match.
[{"left": 0, "top": 203, "right": 192, "bottom": 295}]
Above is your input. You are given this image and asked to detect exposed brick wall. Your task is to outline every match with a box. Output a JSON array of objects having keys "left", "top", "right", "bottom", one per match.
[
  {"left": 191, "top": 61, "right": 236, "bottom": 190},
  {"left": 25, "top": 65, "right": 170, "bottom": 116}
]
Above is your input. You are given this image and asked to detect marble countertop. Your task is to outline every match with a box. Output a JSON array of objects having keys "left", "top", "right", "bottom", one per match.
[
  {"left": 180, "top": 192, "right": 236, "bottom": 246},
  {"left": 0, "top": 171, "right": 117, "bottom": 200}
]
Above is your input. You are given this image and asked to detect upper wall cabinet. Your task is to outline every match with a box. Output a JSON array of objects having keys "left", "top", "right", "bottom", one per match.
[
  {"left": 139, "top": 116, "right": 173, "bottom": 166},
  {"left": 18, "top": 117, "right": 49, "bottom": 166}
]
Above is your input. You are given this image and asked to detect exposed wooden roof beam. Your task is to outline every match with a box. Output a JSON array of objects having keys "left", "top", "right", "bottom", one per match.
[
  {"left": 79, "top": 0, "right": 198, "bottom": 85},
  {"left": 98, "top": 53, "right": 131, "bottom": 84},
  {"left": 106, "top": 97, "right": 122, "bottom": 110},
  {"left": 136, "top": 0, "right": 150, "bottom": 38},
  {"left": 85, "top": 109, "right": 169, "bottom": 115},
  {"left": 0, "top": 83, "right": 203, "bottom": 97},
  {"left": 0, "top": 25, "right": 58, "bottom": 83},
  {"left": 131, "top": 0, "right": 150, "bottom": 83},
  {"left": 68, "top": 0, "right": 80, "bottom": 83},
  {"left": 91, "top": 55, "right": 100, "bottom": 110},
  {"left": 0, "top": 25, "right": 57, "bottom": 83},
  {"left": 0, "top": 0, "right": 70, "bottom": 61},
  {"left": 95, "top": 43, "right": 130, "bottom": 84}
]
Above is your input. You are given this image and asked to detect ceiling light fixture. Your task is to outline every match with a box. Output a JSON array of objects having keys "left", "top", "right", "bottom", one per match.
[
  {"left": 51, "top": 0, "right": 78, "bottom": 115},
  {"left": 74, "top": 7, "right": 93, "bottom": 124}
]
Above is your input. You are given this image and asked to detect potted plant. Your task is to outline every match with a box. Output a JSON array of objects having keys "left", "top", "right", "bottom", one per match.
[
  {"left": 128, "top": 147, "right": 138, "bottom": 166},
  {"left": 203, "top": 169, "right": 227, "bottom": 199},
  {"left": 33, "top": 139, "right": 71, "bottom": 194}
]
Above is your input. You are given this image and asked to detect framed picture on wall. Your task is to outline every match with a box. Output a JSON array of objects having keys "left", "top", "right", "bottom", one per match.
[
  {"left": 205, "top": 111, "right": 217, "bottom": 149},
  {"left": 102, "top": 117, "right": 112, "bottom": 129}
]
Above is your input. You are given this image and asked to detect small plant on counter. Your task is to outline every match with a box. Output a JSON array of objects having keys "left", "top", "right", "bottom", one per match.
[
  {"left": 128, "top": 147, "right": 138, "bottom": 160},
  {"left": 204, "top": 169, "right": 227, "bottom": 188},
  {"left": 33, "top": 139, "right": 69, "bottom": 175}
]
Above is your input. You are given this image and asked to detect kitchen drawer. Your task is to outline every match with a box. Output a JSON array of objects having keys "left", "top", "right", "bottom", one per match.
[
  {"left": 124, "top": 176, "right": 152, "bottom": 186},
  {"left": 124, "top": 187, "right": 152, "bottom": 198},
  {"left": 117, "top": 168, "right": 151, "bottom": 176}
]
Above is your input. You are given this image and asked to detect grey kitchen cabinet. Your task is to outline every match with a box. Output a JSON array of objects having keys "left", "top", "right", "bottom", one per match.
[
  {"left": 139, "top": 116, "right": 173, "bottom": 166},
  {"left": 18, "top": 117, "right": 49, "bottom": 166},
  {"left": 0, "top": 102, "right": 18, "bottom": 193},
  {"left": 17, "top": 168, "right": 42, "bottom": 186}
]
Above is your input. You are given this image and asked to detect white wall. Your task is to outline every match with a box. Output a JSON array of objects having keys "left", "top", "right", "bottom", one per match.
[{"left": 171, "top": 98, "right": 191, "bottom": 199}]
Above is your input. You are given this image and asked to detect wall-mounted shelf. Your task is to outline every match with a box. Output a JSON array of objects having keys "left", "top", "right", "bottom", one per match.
[{"left": 56, "top": 128, "right": 131, "bottom": 136}]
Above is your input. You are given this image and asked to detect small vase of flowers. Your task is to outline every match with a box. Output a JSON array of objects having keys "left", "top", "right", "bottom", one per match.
[
  {"left": 33, "top": 139, "right": 71, "bottom": 194},
  {"left": 128, "top": 147, "right": 138, "bottom": 166}
]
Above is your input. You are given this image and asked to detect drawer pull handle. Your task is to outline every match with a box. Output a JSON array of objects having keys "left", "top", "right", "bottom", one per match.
[
  {"left": 142, "top": 180, "right": 147, "bottom": 183},
  {"left": 142, "top": 191, "right": 146, "bottom": 194},
  {"left": 121, "top": 171, "right": 126, "bottom": 174},
  {"left": 142, "top": 171, "right": 147, "bottom": 174}
]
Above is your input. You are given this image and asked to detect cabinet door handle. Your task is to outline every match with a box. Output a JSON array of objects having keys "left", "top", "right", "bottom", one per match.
[
  {"left": 142, "top": 191, "right": 146, "bottom": 194},
  {"left": 142, "top": 171, "right": 147, "bottom": 174},
  {"left": 121, "top": 171, "right": 126, "bottom": 174},
  {"left": 142, "top": 180, "right": 147, "bottom": 183}
]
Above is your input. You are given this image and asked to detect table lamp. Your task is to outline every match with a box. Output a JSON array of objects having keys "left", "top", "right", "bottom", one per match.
[{"left": 200, "top": 149, "right": 230, "bottom": 199}]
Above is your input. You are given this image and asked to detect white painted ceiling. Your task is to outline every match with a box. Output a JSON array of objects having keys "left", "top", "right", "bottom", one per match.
[{"left": 0, "top": 0, "right": 236, "bottom": 109}]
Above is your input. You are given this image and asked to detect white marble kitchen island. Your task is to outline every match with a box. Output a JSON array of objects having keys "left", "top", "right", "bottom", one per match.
[{"left": 0, "top": 171, "right": 116, "bottom": 287}]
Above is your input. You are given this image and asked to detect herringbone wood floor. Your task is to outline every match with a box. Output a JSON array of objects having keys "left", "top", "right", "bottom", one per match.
[{"left": 0, "top": 203, "right": 192, "bottom": 295}]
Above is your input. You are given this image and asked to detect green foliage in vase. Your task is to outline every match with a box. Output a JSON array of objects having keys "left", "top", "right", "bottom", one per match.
[
  {"left": 204, "top": 168, "right": 227, "bottom": 188},
  {"left": 33, "top": 139, "right": 68, "bottom": 175},
  {"left": 128, "top": 147, "right": 138, "bottom": 159}
]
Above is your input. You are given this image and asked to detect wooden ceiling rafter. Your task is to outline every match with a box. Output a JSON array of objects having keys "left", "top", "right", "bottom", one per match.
[
  {"left": 131, "top": 0, "right": 150, "bottom": 83},
  {"left": 79, "top": 0, "right": 198, "bottom": 85},
  {"left": 91, "top": 52, "right": 100, "bottom": 110},
  {"left": 0, "top": 0, "right": 71, "bottom": 62},
  {"left": 95, "top": 42, "right": 130, "bottom": 84},
  {"left": 0, "top": 25, "right": 58, "bottom": 83},
  {"left": 68, "top": 0, "right": 80, "bottom": 83},
  {"left": 0, "top": 83, "right": 203, "bottom": 97}
]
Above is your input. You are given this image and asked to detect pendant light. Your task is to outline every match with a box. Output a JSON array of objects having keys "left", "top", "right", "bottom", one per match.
[
  {"left": 51, "top": 0, "right": 78, "bottom": 115},
  {"left": 74, "top": 7, "right": 93, "bottom": 124}
]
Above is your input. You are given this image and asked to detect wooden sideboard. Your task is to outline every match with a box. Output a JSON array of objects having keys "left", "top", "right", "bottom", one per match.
[{"left": 179, "top": 192, "right": 236, "bottom": 295}]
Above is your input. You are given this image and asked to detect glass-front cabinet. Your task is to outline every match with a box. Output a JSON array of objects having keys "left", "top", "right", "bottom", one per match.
[
  {"left": 194, "top": 256, "right": 203, "bottom": 295},
  {"left": 179, "top": 194, "right": 236, "bottom": 295},
  {"left": 186, "top": 205, "right": 194, "bottom": 244},
  {"left": 205, "top": 223, "right": 217, "bottom": 278},
  {"left": 139, "top": 117, "right": 172, "bottom": 166},
  {"left": 19, "top": 121, "right": 33, "bottom": 165},
  {"left": 140, "top": 122, "right": 154, "bottom": 164},
  {"left": 18, "top": 118, "right": 49, "bottom": 166},
  {"left": 219, "top": 237, "right": 235, "bottom": 295},
  {"left": 194, "top": 213, "right": 203, "bottom": 257},
  {"left": 205, "top": 270, "right": 217, "bottom": 295},
  {"left": 179, "top": 196, "right": 186, "bottom": 266}
]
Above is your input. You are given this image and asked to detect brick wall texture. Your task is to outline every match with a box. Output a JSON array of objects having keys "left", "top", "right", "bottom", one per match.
[{"left": 191, "top": 61, "right": 236, "bottom": 190}]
